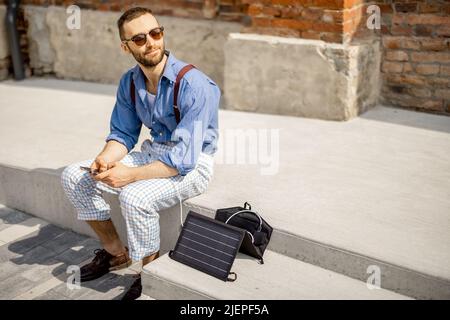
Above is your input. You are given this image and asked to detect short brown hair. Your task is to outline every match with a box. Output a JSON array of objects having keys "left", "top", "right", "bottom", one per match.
[{"left": 117, "top": 7, "right": 156, "bottom": 41}]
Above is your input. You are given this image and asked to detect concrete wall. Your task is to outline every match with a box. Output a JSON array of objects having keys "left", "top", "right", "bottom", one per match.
[
  {"left": 24, "top": 5, "right": 241, "bottom": 88},
  {"left": 0, "top": 5, "right": 10, "bottom": 80},
  {"left": 0, "top": 166, "right": 183, "bottom": 256},
  {"left": 224, "top": 33, "right": 381, "bottom": 120},
  {"left": 20, "top": 5, "right": 381, "bottom": 121}
]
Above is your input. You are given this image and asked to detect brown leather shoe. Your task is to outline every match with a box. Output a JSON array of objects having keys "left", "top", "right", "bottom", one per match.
[{"left": 80, "top": 248, "right": 132, "bottom": 282}]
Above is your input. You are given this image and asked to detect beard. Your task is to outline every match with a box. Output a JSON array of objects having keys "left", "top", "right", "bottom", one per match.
[{"left": 131, "top": 43, "right": 165, "bottom": 67}]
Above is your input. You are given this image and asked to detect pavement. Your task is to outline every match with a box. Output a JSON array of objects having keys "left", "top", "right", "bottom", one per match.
[{"left": 0, "top": 204, "right": 151, "bottom": 300}]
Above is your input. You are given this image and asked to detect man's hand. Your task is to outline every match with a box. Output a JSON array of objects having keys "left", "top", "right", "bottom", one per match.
[
  {"left": 94, "top": 162, "right": 136, "bottom": 188},
  {"left": 90, "top": 156, "right": 109, "bottom": 175}
]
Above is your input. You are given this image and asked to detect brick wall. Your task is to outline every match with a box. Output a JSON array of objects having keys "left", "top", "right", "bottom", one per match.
[
  {"left": 1, "top": 0, "right": 449, "bottom": 115},
  {"left": 5, "top": 0, "right": 248, "bottom": 22},
  {"left": 380, "top": 1, "right": 450, "bottom": 114},
  {"left": 243, "top": 0, "right": 364, "bottom": 43}
]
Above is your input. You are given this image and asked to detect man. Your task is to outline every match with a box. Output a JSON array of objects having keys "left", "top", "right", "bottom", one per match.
[{"left": 61, "top": 7, "right": 219, "bottom": 300}]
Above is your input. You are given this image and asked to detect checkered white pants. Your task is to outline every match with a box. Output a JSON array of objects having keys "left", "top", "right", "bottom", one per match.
[{"left": 60, "top": 139, "right": 214, "bottom": 261}]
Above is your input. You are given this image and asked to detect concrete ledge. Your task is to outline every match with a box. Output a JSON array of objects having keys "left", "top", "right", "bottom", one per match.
[
  {"left": 142, "top": 251, "right": 410, "bottom": 300},
  {"left": 1, "top": 79, "right": 449, "bottom": 299},
  {"left": 0, "top": 164, "right": 182, "bottom": 256},
  {"left": 184, "top": 202, "right": 450, "bottom": 300},
  {"left": 224, "top": 33, "right": 381, "bottom": 120}
]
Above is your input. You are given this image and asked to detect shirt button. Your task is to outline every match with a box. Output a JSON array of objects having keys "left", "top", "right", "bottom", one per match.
[
  {"left": 152, "top": 121, "right": 155, "bottom": 124},
  {"left": 159, "top": 132, "right": 163, "bottom": 136}
]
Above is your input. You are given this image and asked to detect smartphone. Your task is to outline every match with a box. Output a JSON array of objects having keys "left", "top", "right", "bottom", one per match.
[{"left": 80, "top": 166, "right": 99, "bottom": 175}]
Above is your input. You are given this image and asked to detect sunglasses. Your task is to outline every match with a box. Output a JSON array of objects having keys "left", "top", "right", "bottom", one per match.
[{"left": 122, "top": 26, "right": 164, "bottom": 46}]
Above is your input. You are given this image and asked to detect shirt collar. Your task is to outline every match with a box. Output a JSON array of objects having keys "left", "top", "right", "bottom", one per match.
[{"left": 132, "top": 49, "right": 177, "bottom": 84}]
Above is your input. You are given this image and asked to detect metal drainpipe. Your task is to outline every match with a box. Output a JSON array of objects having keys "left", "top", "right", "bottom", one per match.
[{"left": 5, "top": 0, "right": 25, "bottom": 80}]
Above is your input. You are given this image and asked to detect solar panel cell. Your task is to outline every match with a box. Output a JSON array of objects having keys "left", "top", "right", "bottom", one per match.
[{"left": 169, "top": 211, "right": 245, "bottom": 281}]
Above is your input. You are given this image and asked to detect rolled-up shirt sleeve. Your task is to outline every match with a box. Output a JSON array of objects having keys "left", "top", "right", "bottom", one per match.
[
  {"left": 105, "top": 74, "right": 142, "bottom": 152},
  {"left": 158, "top": 82, "right": 220, "bottom": 176}
]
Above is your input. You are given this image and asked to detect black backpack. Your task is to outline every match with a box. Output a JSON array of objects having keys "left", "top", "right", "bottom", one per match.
[{"left": 215, "top": 202, "right": 273, "bottom": 264}]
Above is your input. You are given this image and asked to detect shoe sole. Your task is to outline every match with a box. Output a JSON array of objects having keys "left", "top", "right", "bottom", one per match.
[
  {"left": 109, "top": 259, "right": 133, "bottom": 271},
  {"left": 80, "top": 260, "right": 132, "bottom": 282}
]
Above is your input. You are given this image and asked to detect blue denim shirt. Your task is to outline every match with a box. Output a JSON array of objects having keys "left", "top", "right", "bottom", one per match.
[{"left": 106, "top": 50, "right": 220, "bottom": 176}]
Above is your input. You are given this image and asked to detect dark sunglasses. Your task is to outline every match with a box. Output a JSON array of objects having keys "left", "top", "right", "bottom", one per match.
[{"left": 122, "top": 26, "right": 164, "bottom": 46}]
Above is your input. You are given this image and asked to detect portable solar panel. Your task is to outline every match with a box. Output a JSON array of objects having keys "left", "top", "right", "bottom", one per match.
[{"left": 169, "top": 211, "right": 245, "bottom": 282}]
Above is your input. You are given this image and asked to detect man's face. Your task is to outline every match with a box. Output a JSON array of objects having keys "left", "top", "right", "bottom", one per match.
[{"left": 122, "top": 13, "right": 165, "bottom": 67}]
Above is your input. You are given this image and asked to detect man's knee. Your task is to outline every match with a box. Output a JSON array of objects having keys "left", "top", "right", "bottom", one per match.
[
  {"left": 61, "top": 163, "right": 87, "bottom": 191},
  {"left": 118, "top": 188, "right": 158, "bottom": 214}
]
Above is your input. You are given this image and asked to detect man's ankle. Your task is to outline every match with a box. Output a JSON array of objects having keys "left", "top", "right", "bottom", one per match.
[
  {"left": 104, "top": 245, "right": 128, "bottom": 257},
  {"left": 142, "top": 251, "right": 160, "bottom": 266}
]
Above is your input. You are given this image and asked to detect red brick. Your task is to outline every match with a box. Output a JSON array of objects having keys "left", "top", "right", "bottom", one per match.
[
  {"left": 321, "top": 32, "right": 343, "bottom": 43},
  {"left": 402, "top": 38, "right": 421, "bottom": 50},
  {"left": 391, "top": 24, "right": 413, "bottom": 36},
  {"left": 382, "top": 92, "right": 444, "bottom": 112},
  {"left": 394, "top": 3, "right": 418, "bottom": 13},
  {"left": 407, "top": 87, "right": 432, "bottom": 98},
  {"left": 435, "top": 89, "right": 450, "bottom": 100},
  {"left": 301, "top": 8, "right": 323, "bottom": 20},
  {"left": 382, "top": 61, "right": 404, "bottom": 73},
  {"left": 270, "top": 27, "right": 302, "bottom": 37},
  {"left": 405, "top": 14, "right": 450, "bottom": 26},
  {"left": 378, "top": 4, "right": 393, "bottom": 14},
  {"left": 429, "top": 77, "right": 450, "bottom": 88},
  {"left": 309, "top": 0, "right": 344, "bottom": 10},
  {"left": 272, "top": 18, "right": 312, "bottom": 30},
  {"left": 312, "top": 22, "right": 343, "bottom": 33},
  {"left": 403, "top": 63, "right": 413, "bottom": 73},
  {"left": 271, "top": 0, "right": 299, "bottom": 6},
  {"left": 382, "top": 36, "right": 402, "bottom": 49},
  {"left": 253, "top": 17, "right": 273, "bottom": 27},
  {"left": 322, "top": 10, "right": 344, "bottom": 23},
  {"left": 385, "top": 50, "right": 409, "bottom": 62},
  {"left": 414, "top": 25, "right": 434, "bottom": 37},
  {"left": 411, "top": 52, "right": 450, "bottom": 63},
  {"left": 441, "top": 65, "right": 450, "bottom": 77},
  {"left": 420, "top": 39, "right": 448, "bottom": 51},
  {"left": 418, "top": 3, "right": 441, "bottom": 14},
  {"left": 445, "top": 4, "right": 450, "bottom": 15},
  {"left": 301, "top": 30, "right": 321, "bottom": 40},
  {"left": 386, "top": 74, "right": 427, "bottom": 86},
  {"left": 262, "top": 6, "right": 282, "bottom": 17},
  {"left": 392, "top": 14, "right": 406, "bottom": 25},
  {"left": 421, "top": 100, "right": 444, "bottom": 112},
  {"left": 436, "top": 25, "right": 450, "bottom": 37},
  {"left": 248, "top": 4, "right": 263, "bottom": 16},
  {"left": 280, "top": 6, "right": 302, "bottom": 19},
  {"left": 415, "top": 64, "right": 440, "bottom": 75},
  {"left": 382, "top": 36, "right": 421, "bottom": 50}
]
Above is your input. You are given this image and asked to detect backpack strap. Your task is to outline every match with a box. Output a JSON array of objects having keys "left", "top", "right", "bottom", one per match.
[
  {"left": 173, "top": 64, "right": 196, "bottom": 124},
  {"left": 129, "top": 64, "right": 196, "bottom": 125},
  {"left": 130, "top": 77, "right": 136, "bottom": 106}
]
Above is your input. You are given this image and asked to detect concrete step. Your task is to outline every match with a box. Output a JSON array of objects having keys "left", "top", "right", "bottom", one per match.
[
  {"left": 1, "top": 78, "right": 449, "bottom": 299},
  {"left": 142, "top": 251, "right": 410, "bottom": 300}
]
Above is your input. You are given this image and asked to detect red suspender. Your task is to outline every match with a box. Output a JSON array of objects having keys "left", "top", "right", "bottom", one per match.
[{"left": 129, "top": 64, "right": 196, "bottom": 125}]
